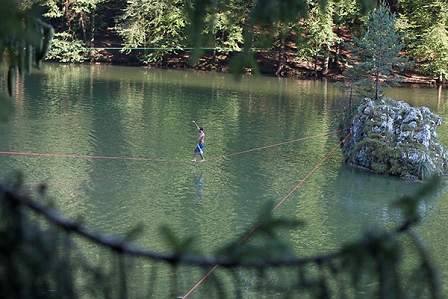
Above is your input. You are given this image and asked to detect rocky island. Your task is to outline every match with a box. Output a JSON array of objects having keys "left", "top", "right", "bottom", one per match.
[{"left": 340, "top": 98, "right": 448, "bottom": 180}]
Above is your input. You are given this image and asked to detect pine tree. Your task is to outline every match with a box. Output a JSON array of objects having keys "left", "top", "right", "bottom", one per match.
[
  {"left": 344, "top": 1, "right": 411, "bottom": 100},
  {"left": 397, "top": 0, "right": 448, "bottom": 84}
]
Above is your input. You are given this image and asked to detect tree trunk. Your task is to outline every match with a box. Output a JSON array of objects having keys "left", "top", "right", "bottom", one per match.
[
  {"left": 375, "top": 70, "right": 380, "bottom": 100},
  {"left": 89, "top": 14, "right": 95, "bottom": 61},
  {"left": 375, "top": 56, "right": 381, "bottom": 100},
  {"left": 322, "top": 53, "right": 329, "bottom": 75},
  {"left": 275, "top": 36, "right": 285, "bottom": 77},
  {"left": 349, "top": 83, "right": 353, "bottom": 113},
  {"left": 80, "top": 14, "right": 86, "bottom": 42},
  {"left": 333, "top": 27, "right": 341, "bottom": 67}
]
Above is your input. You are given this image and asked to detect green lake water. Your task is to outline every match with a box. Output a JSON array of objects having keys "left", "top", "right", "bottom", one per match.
[{"left": 1, "top": 63, "right": 448, "bottom": 298}]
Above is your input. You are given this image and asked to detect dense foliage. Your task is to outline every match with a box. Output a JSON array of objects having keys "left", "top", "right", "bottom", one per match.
[
  {"left": 0, "top": 0, "right": 54, "bottom": 121},
  {"left": 12, "top": 0, "right": 447, "bottom": 81},
  {"left": 0, "top": 178, "right": 444, "bottom": 298},
  {"left": 397, "top": 0, "right": 448, "bottom": 82}
]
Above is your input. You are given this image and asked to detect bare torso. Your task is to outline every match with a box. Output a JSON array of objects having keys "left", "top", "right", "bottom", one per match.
[{"left": 198, "top": 130, "right": 205, "bottom": 144}]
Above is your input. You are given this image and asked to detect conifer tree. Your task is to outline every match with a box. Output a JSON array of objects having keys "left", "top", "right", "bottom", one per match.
[
  {"left": 397, "top": 0, "right": 448, "bottom": 84},
  {"left": 344, "top": 1, "right": 411, "bottom": 100}
]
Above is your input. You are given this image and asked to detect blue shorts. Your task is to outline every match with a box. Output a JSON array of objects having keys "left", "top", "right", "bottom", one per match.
[{"left": 195, "top": 143, "right": 204, "bottom": 155}]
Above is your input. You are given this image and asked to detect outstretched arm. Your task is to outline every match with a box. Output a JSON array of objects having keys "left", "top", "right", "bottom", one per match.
[{"left": 192, "top": 120, "right": 200, "bottom": 130}]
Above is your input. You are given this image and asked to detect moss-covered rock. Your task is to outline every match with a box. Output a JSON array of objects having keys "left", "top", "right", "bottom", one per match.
[{"left": 340, "top": 98, "right": 448, "bottom": 180}]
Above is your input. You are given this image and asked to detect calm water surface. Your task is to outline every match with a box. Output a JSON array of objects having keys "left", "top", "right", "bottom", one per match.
[{"left": 1, "top": 64, "right": 448, "bottom": 297}]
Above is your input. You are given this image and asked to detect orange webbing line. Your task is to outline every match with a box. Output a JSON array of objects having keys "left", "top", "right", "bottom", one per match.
[{"left": 182, "top": 131, "right": 351, "bottom": 298}]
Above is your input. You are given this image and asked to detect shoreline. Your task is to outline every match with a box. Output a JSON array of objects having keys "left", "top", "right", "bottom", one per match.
[{"left": 66, "top": 46, "right": 442, "bottom": 87}]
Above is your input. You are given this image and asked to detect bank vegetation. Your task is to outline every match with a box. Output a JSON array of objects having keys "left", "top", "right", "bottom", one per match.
[{"left": 22, "top": 0, "right": 448, "bottom": 85}]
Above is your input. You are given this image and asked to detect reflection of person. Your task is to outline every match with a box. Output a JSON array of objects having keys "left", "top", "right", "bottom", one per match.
[
  {"left": 191, "top": 120, "right": 205, "bottom": 162},
  {"left": 192, "top": 170, "right": 203, "bottom": 203}
]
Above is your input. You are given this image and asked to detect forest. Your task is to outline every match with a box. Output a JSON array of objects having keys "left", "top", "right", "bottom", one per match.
[{"left": 28, "top": 0, "right": 448, "bottom": 83}]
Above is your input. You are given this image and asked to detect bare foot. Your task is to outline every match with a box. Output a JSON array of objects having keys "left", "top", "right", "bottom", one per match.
[
  {"left": 200, "top": 159, "right": 205, "bottom": 162},
  {"left": 191, "top": 159, "right": 196, "bottom": 162}
]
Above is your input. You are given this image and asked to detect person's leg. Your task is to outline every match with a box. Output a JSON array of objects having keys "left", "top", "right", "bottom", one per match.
[
  {"left": 191, "top": 151, "right": 197, "bottom": 162},
  {"left": 199, "top": 144, "right": 205, "bottom": 161}
]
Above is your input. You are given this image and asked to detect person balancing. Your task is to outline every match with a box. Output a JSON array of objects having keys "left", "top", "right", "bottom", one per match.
[{"left": 192, "top": 120, "right": 205, "bottom": 162}]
